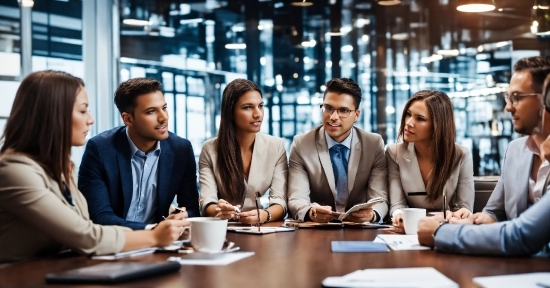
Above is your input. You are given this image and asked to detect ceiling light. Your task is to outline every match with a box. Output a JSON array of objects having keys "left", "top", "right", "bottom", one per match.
[
  {"left": 378, "top": 0, "right": 401, "bottom": 5},
  {"left": 457, "top": 0, "right": 495, "bottom": 12},
  {"left": 437, "top": 49, "right": 460, "bottom": 56},
  {"left": 292, "top": 0, "right": 313, "bottom": 6},
  {"left": 180, "top": 18, "right": 204, "bottom": 25},
  {"left": 17, "top": 0, "right": 34, "bottom": 7},
  {"left": 225, "top": 43, "right": 246, "bottom": 49},
  {"left": 123, "top": 19, "right": 150, "bottom": 26},
  {"left": 391, "top": 33, "right": 409, "bottom": 40}
]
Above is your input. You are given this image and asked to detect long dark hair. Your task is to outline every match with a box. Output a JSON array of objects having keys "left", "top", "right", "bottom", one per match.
[
  {"left": 0, "top": 70, "right": 84, "bottom": 190},
  {"left": 216, "top": 79, "right": 262, "bottom": 204},
  {"left": 397, "top": 90, "right": 458, "bottom": 202}
]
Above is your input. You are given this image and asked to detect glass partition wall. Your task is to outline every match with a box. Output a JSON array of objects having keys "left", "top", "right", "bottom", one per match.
[{"left": 1, "top": 0, "right": 549, "bottom": 175}]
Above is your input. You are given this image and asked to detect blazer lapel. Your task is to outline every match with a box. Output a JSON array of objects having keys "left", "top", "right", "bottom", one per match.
[
  {"left": 516, "top": 148, "right": 533, "bottom": 216},
  {"left": 317, "top": 127, "right": 337, "bottom": 196},
  {"left": 406, "top": 143, "right": 427, "bottom": 191},
  {"left": 157, "top": 140, "right": 174, "bottom": 219},
  {"left": 246, "top": 133, "right": 265, "bottom": 199},
  {"left": 115, "top": 129, "right": 134, "bottom": 219},
  {"left": 347, "top": 128, "right": 360, "bottom": 193}
]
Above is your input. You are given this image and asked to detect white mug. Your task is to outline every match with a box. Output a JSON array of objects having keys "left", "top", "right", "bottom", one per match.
[
  {"left": 187, "top": 217, "right": 228, "bottom": 253},
  {"left": 402, "top": 208, "right": 426, "bottom": 235}
]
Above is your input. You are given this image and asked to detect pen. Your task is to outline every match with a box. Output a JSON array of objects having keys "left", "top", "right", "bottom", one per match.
[
  {"left": 443, "top": 194, "right": 447, "bottom": 222},
  {"left": 254, "top": 191, "right": 262, "bottom": 232}
]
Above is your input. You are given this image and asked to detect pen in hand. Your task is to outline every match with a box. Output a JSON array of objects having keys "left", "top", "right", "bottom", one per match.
[{"left": 443, "top": 194, "right": 447, "bottom": 222}]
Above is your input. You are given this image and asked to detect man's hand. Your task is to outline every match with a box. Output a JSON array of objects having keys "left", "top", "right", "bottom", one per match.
[
  {"left": 165, "top": 207, "right": 188, "bottom": 220},
  {"left": 153, "top": 219, "right": 189, "bottom": 247},
  {"left": 417, "top": 216, "right": 442, "bottom": 248},
  {"left": 392, "top": 212, "right": 404, "bottom": 228},
  {"left": 472, "top": 212, "right": 496, "bottom": 225},
  {"left": 346, "top": 208, "right": 374, "bottom": 223},
  {"left": 308, "top": 205, "right": 335, "bottom": 223}
]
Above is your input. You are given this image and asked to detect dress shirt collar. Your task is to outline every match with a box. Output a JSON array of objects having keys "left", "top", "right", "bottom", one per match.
[
  {"left": 125, "top": 127, "right": 161, "bottom": 156},
  {"left": 325, "top": 127, "right": 354, "bottom": 151}
]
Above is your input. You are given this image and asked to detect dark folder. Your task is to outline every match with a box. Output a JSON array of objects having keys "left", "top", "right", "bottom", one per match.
[{"left": 45, "top": 261, "right": 181, "bottom": 284}]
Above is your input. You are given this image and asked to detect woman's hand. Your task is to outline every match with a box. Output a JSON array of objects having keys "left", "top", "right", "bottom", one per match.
[
  {"left": 238, "top": 209, "right": 262, "bottom": 225},
  {"left": 450, "top": 208, "right": 471, "bottom": 219},
  {"left": 152, "top": 219, "right": 189, "bottom": 247},
  {"left": 214, "top": 199, "right": 241, "bottom": 220},
  {"left": 392, "top": 212, "right": 404, "bottom": 228}
]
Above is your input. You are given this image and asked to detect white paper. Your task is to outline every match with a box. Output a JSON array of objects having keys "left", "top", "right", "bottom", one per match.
[
  {"left": 322, "top": 267, "right": 458, "bottom": 288},
  {"left": 168, "top": 251, "right": 254, "bottom": 266},
  {"left": 473, "top": 272, "right": 550, "bottom": 288},
  {"left": 374, "top": 235, "right": 431, "bottom": 250}
]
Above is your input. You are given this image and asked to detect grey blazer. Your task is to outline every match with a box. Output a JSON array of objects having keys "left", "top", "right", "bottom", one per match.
[
  {"left": 0, "top": 153, "right": 128, "bottom": 263},
  {"left": 435, "top": 185, "right": 550, "bottom": 256},
  {"left": 386, "top": 142, "right": 474, "bottom": 216},
  {"left": 198, "top": 133, "right": 288, "bottom": 214},
  {"left": 483, "top": 137, "right": 533, "bottom": 221},
  {"left": 288, "top": 126, "right": 388, "bottom": 221}
]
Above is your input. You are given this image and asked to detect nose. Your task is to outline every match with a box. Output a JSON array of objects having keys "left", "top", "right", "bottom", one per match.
[
  {"left": 405, "top": 116, "right": 414, "bottom": 127},
  {"left": 504, "top": 100, "right": 514, "bottom": 113},
  {"left": 329, "top": 109, "right": 339, "bottom": 120},
  {"left": 87, "top": 111, "right": 95, "bottom": 125},
  {"left": 159, "top": 109, "right": 168, "bottom": 122},
  {"left": 253, "top": 106, "right": 263, "bottom": 118}
]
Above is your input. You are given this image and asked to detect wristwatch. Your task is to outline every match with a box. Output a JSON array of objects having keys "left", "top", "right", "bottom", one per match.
[{"left": 263, "top": 209, "right": 272, "bottom": 223}]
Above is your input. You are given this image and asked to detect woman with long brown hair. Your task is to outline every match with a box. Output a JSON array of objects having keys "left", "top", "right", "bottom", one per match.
[
  {"left": 199, "top": 79, "right": 287, "bottom": 224},
  {"left": 387, "top": 90, "right": 474, "bottom": 228},
  {"left": 0, "top": 71, "right": 187, "bottom": 263}
]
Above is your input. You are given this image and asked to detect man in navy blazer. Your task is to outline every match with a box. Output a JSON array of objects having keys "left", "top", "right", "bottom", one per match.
[{"left": 79, "top": 78, "right": 199, "bottom": 230}]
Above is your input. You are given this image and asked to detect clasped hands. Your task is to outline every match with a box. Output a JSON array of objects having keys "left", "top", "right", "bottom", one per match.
[
  {"left": 392, "top": 207, "right": 472, "bottom": 228},
  {"left": 308, "top": 205, "right": 374, "bottom": 223}
]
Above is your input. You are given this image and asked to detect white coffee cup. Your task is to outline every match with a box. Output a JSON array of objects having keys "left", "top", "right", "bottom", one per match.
[
  {"left": 402, "top": 208, "right": 426, "bottom": 235},
  {"left": 187, "top": 217, "right": 228, "bottom": 253}
]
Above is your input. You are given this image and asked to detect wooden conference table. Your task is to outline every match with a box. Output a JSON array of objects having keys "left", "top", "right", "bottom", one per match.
[{"left": 1, "top": 222, "right": 549, "bottom": 287}]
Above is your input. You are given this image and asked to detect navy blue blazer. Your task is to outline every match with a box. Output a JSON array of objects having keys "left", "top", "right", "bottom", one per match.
[{"left": 78, "top": 126, "right": 199, "bottom": 230}]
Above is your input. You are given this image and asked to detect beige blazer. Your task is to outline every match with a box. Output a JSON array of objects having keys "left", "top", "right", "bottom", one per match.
[
  {"left": 288, "top": 126, "right": 388, "bottom": 221},
  {"left": 0, "top": 153, "right": 128, "bottom": 263},
  {"left": 198, "top": 133, "right": 288, "bottom": 214},
  {"left": 386, "top": 142, "right": 475, "bottom": 216}
]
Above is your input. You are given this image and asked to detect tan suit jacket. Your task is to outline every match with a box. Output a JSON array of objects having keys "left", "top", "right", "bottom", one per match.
[
  {"left": 0, "top": 153, "right": 128, "bottom": 263},
  {"left": 386, "top": 142, "right": 474, "bottom": 216},
  {"left": 288, "top": 126, "right": 388, "bottom": 221},
  {"left": 198, "top": 133, "right": 288, "bottom": 214}
]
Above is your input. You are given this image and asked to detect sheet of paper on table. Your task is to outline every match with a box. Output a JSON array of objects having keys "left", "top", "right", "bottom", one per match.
[
  {"left": 473, "top": 272, "right": 550, "bottom": 288},
  {"left": 167, "top": 251, "right": 255, "bottom": 266},
  {"left": 373, "top": 234, "right": 431, "bottom": 251},
  {"left": 322, "top": 267, "right": 458, "bottom": 288}
]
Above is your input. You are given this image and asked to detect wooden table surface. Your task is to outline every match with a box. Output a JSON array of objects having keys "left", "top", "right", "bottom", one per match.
[{"left": 1, "top": 222, "right": 549, "bottom": 288}]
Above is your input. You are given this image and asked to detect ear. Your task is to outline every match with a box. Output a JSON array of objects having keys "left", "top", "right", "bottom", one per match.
[
  {"left": 121, "top": 112, "right": 133, "bottom": 127},
  {"left": 354, "top": 109, "right": 361, "bottom": 122}
]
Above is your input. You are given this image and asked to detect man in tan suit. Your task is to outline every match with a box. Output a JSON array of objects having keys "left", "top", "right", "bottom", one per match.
[{"left": 288, "top": 78, "right": 388, "bottom": 223}]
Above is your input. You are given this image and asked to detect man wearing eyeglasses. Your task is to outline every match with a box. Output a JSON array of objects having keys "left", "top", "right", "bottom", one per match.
[
  {"left": 446, "top": 56, "right": 550, "bottom": 226},
  {"left": 288, "top": 78, "right": 388, "bottom": 223}
]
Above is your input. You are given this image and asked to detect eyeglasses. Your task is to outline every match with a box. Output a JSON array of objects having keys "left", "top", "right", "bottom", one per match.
[
  {"left": 504, "top": 92, "right": 540, "bottom": 106},
  {"left": 320, "top": 104, "right": 356, "bottom": 118}
]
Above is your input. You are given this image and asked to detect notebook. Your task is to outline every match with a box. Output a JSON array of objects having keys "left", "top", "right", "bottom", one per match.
[
  {"left": 331, "top": 241, "right": 390, "bottom": 252},
  {"left": 45, "top": 261, "right": 181, "bottom": 284}
]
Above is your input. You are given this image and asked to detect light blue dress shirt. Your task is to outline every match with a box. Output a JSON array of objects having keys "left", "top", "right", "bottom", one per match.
[
  {"left": 125, "top": 128, "right": 161, "bottom": 224},
  {"left": 325, "top": 129, "right": 352, "bottom": 162}
]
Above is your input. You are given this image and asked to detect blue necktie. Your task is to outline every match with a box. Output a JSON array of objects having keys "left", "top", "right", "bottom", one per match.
[{"left": 330, "top": 144, "right": 349, "bottom": 207}]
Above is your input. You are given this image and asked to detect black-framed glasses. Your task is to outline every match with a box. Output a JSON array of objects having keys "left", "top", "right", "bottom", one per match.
[
  {"left": 320, "top": 104, "right": 356, "bottom": 118},
  {"left": 504, "top": 92, "right": 540, "bottom": 106}
]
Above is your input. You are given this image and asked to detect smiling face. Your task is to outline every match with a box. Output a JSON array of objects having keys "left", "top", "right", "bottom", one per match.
[
  {"left": 322, "top": 92, "right": 360, "bottom": 143},
  {"left": 71, "top": 87, "right": 95, "bottom": 146},
  {"left": 403, "top": 99, "right": 433, "bottom": 144},
  {"left": 123, "top": 90, "right": 168, "bottom": 152},
  {"left": 505, "top": 71, "right": 543, "bottom": 135},
  {"left": 233, "top": 90, "right": 264, "bottom": 134}
]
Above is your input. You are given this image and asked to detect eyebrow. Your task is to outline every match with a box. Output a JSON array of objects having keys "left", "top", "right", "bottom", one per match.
[{"left": 241, "top": 102, "right": 264, "bottom": 106}]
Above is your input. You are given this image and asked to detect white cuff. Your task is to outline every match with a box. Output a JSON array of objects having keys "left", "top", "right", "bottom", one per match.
[{"left": 145, "top": 224, "right": 158, "bottom": 230}]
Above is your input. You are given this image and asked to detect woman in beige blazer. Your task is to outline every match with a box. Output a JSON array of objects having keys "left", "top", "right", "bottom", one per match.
[
  {"left": 199, "top": 79, "right": 287, "bottom": 224},
  {"left": 0, "top": 71, "right": 187, "bottom": 263},
  {"left": 387, "top": 90, "right": 474, "bottom": 228}
]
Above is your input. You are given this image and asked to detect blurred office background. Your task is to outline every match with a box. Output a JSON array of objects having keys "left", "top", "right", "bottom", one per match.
[{"left": 0, "top": 0, "right": 549, "bottom": 176}]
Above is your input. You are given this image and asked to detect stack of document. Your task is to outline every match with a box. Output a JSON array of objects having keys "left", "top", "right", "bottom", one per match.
[
  {"left": 322, "top": 267, "right": 458, "bottom": 287},
  {"left": 167, "top": 252, "right": 255, "bottom": 266},
  {"left": 373, "top": 234, "right": 431, "bottom": 251},
  {"left": 91, "top": 248, "right": 157, "bottom": 260},
  {"left": 226, "top": 226, "right": 295, "bottom": 234},
  {"left": 473, "top": 272, "right": 550, "bottom": 288}
]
